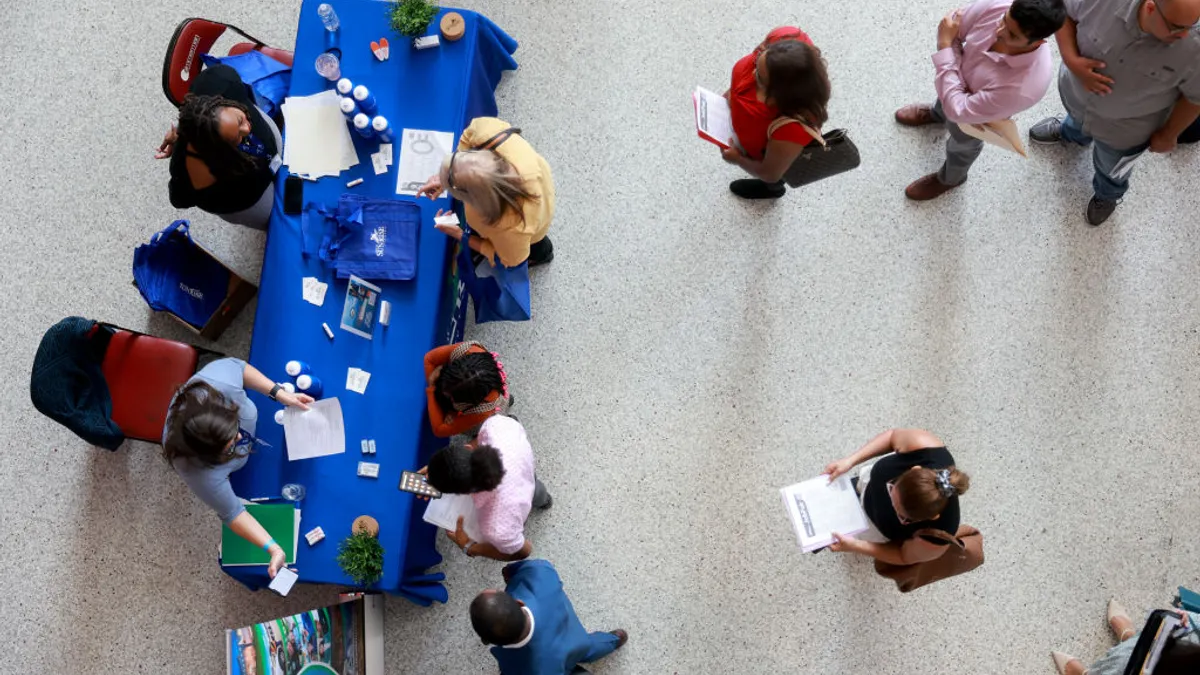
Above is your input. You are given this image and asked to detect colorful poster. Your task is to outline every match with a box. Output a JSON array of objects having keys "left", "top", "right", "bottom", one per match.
[{"left": 227, "top": 599, "right": 366, "bottom": 675}]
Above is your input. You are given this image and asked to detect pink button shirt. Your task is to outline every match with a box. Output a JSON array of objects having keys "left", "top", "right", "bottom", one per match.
[
  {"left": 932, "top": 0, "right": 1054, "bottom": 125},
  {"left": 472, "top": 416, "right": 536, "bottom": 555}
]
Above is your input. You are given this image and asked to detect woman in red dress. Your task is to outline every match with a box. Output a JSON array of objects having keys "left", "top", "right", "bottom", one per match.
[{"left": 722, "top": 26, "right": 831, "bottom": 200}]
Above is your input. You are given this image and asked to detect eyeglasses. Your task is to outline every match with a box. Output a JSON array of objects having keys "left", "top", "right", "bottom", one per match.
[
  {"left": 447, "top": 151, "right": 462, "bottom": 193},
  {"left": 886, "top": 481, "right": 913, "bottom": 525},
  {"left": 1154, "top": 1, "right": 1197, "bottom": 34}
]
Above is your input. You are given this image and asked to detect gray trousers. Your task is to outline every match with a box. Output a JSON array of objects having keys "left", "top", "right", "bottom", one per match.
[
  {"left": 533, "top": 477, "right": 551, "bottom": 508},
  {"left": 930, "top": 99, "right": 984, "bottom": 187}
]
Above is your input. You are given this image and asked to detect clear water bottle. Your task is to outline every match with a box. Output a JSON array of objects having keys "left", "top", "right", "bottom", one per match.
[
  {"left": 317, "top": 4, "right": 339, "bottom": 32},
  {"left": 281, "top": 483, "right": 307, "bottom": 501}
]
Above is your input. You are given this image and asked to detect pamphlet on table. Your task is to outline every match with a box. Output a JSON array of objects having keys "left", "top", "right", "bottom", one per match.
[
  {"left": 395, "top": 129, "right": 455, "bottom": 196},
  {"left": 693, "top": 86, "right": 734, "bottom": 150},
  {"left": 340, "top": 275, "right": 380, "bottom": 339},
  {"left": 779, "top": 474, "right": 869, "bottom": 552}
]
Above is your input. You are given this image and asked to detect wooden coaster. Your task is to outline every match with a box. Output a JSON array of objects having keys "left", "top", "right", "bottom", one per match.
[
  {"left": 352, "top": 515, "right": 380, "bottom": 537},
  {"left": 440, "top": 12, "right": 465, "bottom": 41}
]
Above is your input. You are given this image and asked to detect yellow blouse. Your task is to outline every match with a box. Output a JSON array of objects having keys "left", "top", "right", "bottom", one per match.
[{"left": 457, "top": 117, "right": 555, "bottom": 267}]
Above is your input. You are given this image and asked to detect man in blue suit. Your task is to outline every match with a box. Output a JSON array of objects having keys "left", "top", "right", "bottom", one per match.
[{"left": 471, "top": 559, "right": 629, "bottom": 674}]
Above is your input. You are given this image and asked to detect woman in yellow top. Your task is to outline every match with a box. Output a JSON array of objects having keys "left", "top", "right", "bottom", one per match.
[{"left": 417, "top": 117, "right": 555, "bottom": 266}]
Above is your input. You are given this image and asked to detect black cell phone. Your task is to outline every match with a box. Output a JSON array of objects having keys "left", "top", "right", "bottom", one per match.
[
  {"left": 284, "top": 176, "right": 304, "bottom": 215},
  {"left": 399, "top": 470, "right": 442, "bottom": 498}
]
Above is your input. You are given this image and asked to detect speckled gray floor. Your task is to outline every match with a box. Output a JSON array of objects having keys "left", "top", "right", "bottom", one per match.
[{"left": 4, "top": 0, "right": 1200, "bottom": 673}]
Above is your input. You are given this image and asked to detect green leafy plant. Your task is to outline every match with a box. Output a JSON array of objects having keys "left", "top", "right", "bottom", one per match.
[
  {"left": 389, "top": 0, "right": 440, "bottom": 38},
  {"left": 337, "top": 531, "right": 385, "bottom": 587}
]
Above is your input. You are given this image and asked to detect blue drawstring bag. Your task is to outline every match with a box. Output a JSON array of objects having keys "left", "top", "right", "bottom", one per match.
[
  {"left": 132, "top": 220, "right": 230, "bottom": 328},
  {"left": 304, "top": 195, "right": 420, "bottom": 281},
  {"left": 200, "top": 51, "right": 291, "bottom": 118},
  {"left": 457, "top": 224, "right": 532, "bottom": 323}
]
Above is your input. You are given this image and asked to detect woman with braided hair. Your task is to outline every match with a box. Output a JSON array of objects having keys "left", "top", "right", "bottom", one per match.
[
  {"left": 821, "top": 428, "right": 971, "bottom": 564},
  {"left": 423, "top": 341, "right": 513, "bottom": 437},
  {"left": 155, "top": 64, "right": 282, "bottom": 229}
]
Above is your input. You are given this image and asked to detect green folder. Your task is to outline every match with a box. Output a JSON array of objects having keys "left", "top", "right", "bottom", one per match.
[{"left": 220, "top": 503, "right": 299, "bottom": 566}]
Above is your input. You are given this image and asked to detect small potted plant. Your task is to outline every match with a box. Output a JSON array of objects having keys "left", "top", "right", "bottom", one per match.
[
  {"left": 338, "top": 521, "right": 384, "bottom": 588},
  {"left": 390, "top": 0, "right": 440, "bottom": 43}
]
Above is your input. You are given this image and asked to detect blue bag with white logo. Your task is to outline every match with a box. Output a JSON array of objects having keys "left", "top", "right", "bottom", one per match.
[
  {"left": 457, "top": 223, "right": 532, "bottom": 323},
  {"left": 306, "top": 195, "right": 419, "bottom": 281},
  {"left": 131, "top": 220, "right": 230, "bottom": 328}
]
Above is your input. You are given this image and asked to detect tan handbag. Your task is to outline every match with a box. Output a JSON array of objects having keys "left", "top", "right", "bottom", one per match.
[{"left": 873, "top": 525, "right": 984, "bottom": 593}]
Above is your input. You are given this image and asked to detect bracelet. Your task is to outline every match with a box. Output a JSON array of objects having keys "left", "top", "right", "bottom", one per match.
[
  {"left": 268, "top": 383, "right": 282, "bottom": 401},
  {"left": 462, "top": 540, "right": 475, "bottom": 556},
  {"left": 262, "top": 538, "right": 278, "bottom": 552}
]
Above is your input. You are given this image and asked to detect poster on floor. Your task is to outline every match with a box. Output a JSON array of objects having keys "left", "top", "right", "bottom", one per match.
[{"left": 225, "top": 594, "right": 384, "bottom": 675}]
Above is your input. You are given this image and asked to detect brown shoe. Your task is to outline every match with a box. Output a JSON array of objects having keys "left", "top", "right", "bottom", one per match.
[
  {"left": 895, "top": 104, "right": 938, "bottom": 127},
  {"left": 611, "top": 629, "right": 629, "bottom": 649},
  {"left": 905, "top": 173, "right": 961, "bottom": 201}
]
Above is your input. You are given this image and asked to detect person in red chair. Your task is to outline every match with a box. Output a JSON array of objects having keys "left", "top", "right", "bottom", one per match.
[
  {"left": 162, "top": 357, "right": 310, "bottom": 577},
  {"left": 155, "top": 65, "right": 283, "bottom": 230}
]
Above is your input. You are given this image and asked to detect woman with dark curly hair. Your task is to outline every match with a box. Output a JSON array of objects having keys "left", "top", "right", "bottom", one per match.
[
  {"left": 423, "top": 341, "right": 513, "bottom": 437},
  {"left": 155, "top": 64, "right": 282, "bottom": 229}
]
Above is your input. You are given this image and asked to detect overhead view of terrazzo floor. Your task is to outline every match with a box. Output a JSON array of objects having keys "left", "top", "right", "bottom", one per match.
[{"left": 3, "top": 0, "right": 1199, "bottom": 673}]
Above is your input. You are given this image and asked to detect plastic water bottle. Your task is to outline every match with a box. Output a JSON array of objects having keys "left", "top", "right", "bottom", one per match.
[
  {"left": 352, "top": 85, "right": 377, "bottom": 115},
  {"left": 371, "top": 116, "right": 395, "bottom": 143},
  {"left": 317, "top": 4, "right": 339, "bottom": 32},
  {"left": 282, "top": 483, "right": 307, "bottom": 501},
  {"left": 353, "top": 113, "right": 376, "bottom": 139}
]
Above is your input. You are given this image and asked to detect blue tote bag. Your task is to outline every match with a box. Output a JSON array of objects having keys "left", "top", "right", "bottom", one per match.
[
  {"left": 304, "top": 195, "right": 420, "bottom": 281},
  {"left": 132, "top": 220, "right": 230, "bottom": 328},
  {"left": 457, "top": 224, "right": 532, "bottom": 323}
]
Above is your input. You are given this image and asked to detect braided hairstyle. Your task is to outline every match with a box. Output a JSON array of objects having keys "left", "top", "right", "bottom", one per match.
[
  {"left": 435, "top": 352, "right": 505, "bottom": 413},
  {"left": 177, "top": 93, "right": 261, "bottom": 180}
]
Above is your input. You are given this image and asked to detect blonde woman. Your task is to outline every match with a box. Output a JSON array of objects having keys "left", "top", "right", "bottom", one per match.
[{"left": 417, "top": 117, "right": 555, "bottom": 267}]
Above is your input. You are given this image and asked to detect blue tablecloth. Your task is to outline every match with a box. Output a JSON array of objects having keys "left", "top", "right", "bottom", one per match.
[{"left": 225, "top": 0, "right": 517, "bottom": 605}]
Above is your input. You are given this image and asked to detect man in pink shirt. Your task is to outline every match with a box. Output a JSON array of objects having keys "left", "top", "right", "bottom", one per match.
[
  {"left": 895, "top": 0, "right": 1066, "bottom": 200},
  {"left": 425, "top": 415, "right": 552, "bottom": 561}
]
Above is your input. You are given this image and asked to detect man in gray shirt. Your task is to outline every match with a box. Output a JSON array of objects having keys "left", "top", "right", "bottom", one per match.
[{"left": 1030, "top": 0, "right": 1200, "bottom": 225}]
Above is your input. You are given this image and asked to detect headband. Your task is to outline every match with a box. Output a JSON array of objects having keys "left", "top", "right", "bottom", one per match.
[
  {"left": 935, "top": 469, "right": 955, "bottom": 498},
  {"left": 447, "top": 341, "right": 510, "bottom": 416}
]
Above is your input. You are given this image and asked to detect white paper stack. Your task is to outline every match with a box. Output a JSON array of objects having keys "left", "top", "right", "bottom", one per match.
[
  {"left": 423, "top": 494, "right": 482, "bottom": 541},
  {"left": 281, "top": 91, "right": 360, "bottom": 178},
  {"left": 282, "top": 397, "right": 347, "bottom": 461},
  {"left": 780, "top": 474, "right": 869, "bottom": 552}
]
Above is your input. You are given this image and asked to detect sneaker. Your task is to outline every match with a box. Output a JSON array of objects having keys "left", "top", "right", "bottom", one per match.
[
  {"left": 1029, "top": 116, "right": 1064, "bottom": 145},
  {"left": 528, "top": 237, "right": 554, "bottom": 267},
  {"left": 730, "top": 179, "right": 786, "bottom": 200},
  {"left": 1085, "top": 196, "right": 1119, "bottom": 226}
]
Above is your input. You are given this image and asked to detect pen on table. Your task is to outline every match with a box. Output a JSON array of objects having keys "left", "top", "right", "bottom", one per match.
[{"left": 249, "top": 496, "right": 288, "bottom": 503}]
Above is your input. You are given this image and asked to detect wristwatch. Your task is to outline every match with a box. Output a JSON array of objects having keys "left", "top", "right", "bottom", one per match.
[
  {"left": 268, "top": 383, "right": 283, "bottom": 401},
  {"left": 462, "top": 540, "right": 475, "bottom": 556}
]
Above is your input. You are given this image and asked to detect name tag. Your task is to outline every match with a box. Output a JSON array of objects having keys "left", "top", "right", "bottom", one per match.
[{"left": 269, "top": 154, "right": 283, "bottom": 174}]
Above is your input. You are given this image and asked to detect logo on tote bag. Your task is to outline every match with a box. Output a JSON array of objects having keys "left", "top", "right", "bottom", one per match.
[
  {"left": 370, "top": 226, "right": 387, "bottom": 257},
  {"left": 179, "top": 282, "right": 204, "bottom": 299}
]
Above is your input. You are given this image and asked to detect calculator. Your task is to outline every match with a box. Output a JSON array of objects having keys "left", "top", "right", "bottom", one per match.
[{"left": 399, "top": 470, "right": 442, "bottom": 498}]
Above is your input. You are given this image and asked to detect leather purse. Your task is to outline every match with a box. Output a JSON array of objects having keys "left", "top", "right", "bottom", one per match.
[
  {"left": 768, "top": 117, "right": 862, "bottom": 188},
  {"left": 873, "top": 525, "right": 984, "bottom": 593}
]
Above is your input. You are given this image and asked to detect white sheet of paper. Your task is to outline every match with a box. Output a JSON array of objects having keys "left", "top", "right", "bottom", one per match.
[
  {"left": 433, "top": 212, "right": 460, "bottom": 226},
  {"left": 302, "top": 277, "right": 328, "bottom": 306},
  {"left": 379, "top": 143, "right": 393, "bottom": 166},
  {"left": 422, "top": 494, "right": 482, "bottom": 541},
  {"left": 396, "top": 129, "right": 455, "bottom": 196},
  {"left": 281, "top": 91, "right": 360, "bottom": 178},
  {"left": 371, "top": 152, "right": 388, "bottom": 175},
  {"left": 346, "top": 367, "right": 371, "bottom": 394},
  {"left": 694, "top": 86, "right": 735, "bottom": 149},
  {"left": 779, "top": 474, "right": 869, "bottom": 552},
  {"left": 282, "top": 398, "right": 346, "bottom": 461},
  {"left": 959, "top": 119, "right": 1027, "bottom": 157},
  {"left": 269, "top": 567, "right": 299, "bottom": 596}
]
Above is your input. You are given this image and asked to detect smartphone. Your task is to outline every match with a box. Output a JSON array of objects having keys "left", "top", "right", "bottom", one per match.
[
  {"left": 284, "top": 175, "right": 304, "bottom": 215},
  {"left": 399, "top": 470, "right": 441, "bottom": 498}
]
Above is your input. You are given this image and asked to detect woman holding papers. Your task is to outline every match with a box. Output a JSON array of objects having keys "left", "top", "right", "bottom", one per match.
[
  {"left": 155, "top": 65, "right": 283, "bottom": 229},
  {"left": 719, "top": 26, "right": 830, "bottom": 200},
  {"left": 161, "top": 357, "right": 311, "bottom": 578},
  {"left": 417, "top": 117, "right": 556, "bottom": 267},
  {"left": 822, "top": 428, "right": 970, "bottom": 564},
  {"left": 1051, "top": 603, "right": 1200, "bottom": 674}
]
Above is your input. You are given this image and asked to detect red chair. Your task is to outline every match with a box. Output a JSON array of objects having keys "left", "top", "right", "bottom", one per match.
[
  {"left": 162, "top": 18, "right": 295, "bottom": 107},
  {"left": 95, "top": 324, "right": 201, "bottom": 442}
]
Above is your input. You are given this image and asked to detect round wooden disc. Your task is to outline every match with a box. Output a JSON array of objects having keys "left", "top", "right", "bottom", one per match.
[
  {"left": 440, "top": 12, "right": 465, "bottom": 41},
  {"left": 352, "top": 515, "right": 380, "bottom": 537}
]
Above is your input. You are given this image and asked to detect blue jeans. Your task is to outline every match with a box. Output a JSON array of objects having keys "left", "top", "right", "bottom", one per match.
[{"left": 1060, "top": 114, "right": 1150, "bottom": 201}]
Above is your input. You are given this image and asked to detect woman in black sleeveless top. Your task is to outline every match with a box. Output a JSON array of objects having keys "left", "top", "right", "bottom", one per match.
[{"left": 822, "top": 428, "right": 970, "bottom": 565}]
